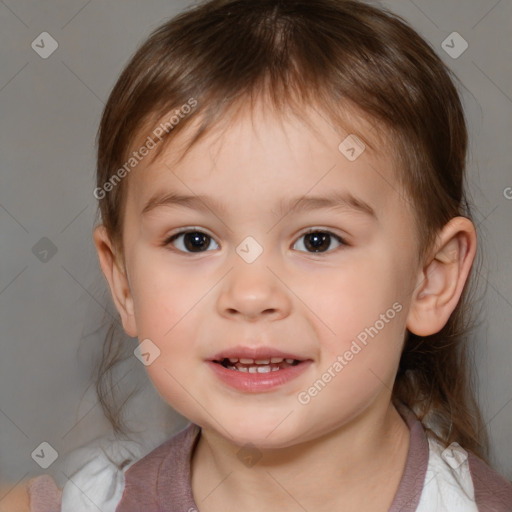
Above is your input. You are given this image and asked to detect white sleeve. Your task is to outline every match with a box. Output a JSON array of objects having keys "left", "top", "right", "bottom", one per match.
[{"left": 60, "top": 438, "right": 143, "bottom": 512}]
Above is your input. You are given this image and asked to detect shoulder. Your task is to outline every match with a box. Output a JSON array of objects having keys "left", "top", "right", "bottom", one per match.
[
  {"left": 0, "top": 476, "right": 60, "bottom": 512},
  {"left": 117, "top": 423, "right": 201, "bottom": 511},
  {"left": 25, "top": 425, "right": 200, "bottom": 512},
  {"left": 124, "top": 422, "right": 199, "bottom": 477},
  {"left": 26, "top": 437, "right": 144, "bottom": 512},
  {"left": 467, "top": 450, "right": 512, "bottom": 511},
  {"left": 418, "top": 437, "right": 512, "bottom": 512},
  {"left": 25, "top": 475, "right": 61, "bottom": 512}
]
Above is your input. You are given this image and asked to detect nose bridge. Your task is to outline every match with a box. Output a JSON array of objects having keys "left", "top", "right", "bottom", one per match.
[{"left": 216, "top": 240, "right": 291, "bottom": 320}]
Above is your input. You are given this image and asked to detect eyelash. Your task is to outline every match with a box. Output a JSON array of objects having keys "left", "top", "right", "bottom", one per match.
[{"left": 163, "top": 228, "right": 348, "bottom": 254}]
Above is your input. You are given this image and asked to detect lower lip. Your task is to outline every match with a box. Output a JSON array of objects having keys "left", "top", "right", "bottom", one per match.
[{"left": 206, "top": 360, "right": 312, "bottom": 392}]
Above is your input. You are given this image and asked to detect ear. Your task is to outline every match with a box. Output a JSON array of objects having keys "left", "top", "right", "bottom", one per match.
[
  {"left": 93, "top": 225, "right": 138, "bottom": 338},
  {"left": 406, "top": 217, "right": 476, "bottom": 336}
]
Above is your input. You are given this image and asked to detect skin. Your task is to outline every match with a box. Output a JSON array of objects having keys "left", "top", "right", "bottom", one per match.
[
  {"left": 0, "top": 484, "right": 30, "bottom": 512},
  {"left": 90, "top": 102, "right": 476, "bottom": 512}
]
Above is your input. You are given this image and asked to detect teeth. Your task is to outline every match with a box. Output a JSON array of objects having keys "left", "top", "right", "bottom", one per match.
[
  {"left": 219, "top": 356, "right": 301, "bottom": 372},
  {"left": 248, "top": 365, "right": 271, "bottom": 373},
  {"left": 224, "top": 357, "right": 295, "bottom": 364},
  {"left": 225, "top": 362, "right": 298, "bottom": 373},
  {"left": 225, "top": 363, "right": 288, "bottom": 373}
]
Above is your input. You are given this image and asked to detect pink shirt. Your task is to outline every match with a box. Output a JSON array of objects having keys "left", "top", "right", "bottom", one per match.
[{"left": 28, "top": 408, "right": 512, "bottom": 511}]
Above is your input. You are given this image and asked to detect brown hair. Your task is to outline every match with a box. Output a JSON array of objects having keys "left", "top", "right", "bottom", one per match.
[{"left": 94, "top": 0, "right": 489, "bottom": 460}]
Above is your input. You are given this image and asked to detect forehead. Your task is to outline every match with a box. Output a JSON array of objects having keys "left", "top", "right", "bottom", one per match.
[{"left": 126, "top": 101, "right": 406, "bottom": 221}]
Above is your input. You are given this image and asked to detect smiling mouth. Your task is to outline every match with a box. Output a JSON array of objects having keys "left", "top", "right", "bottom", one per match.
[{"left": 214, "top": 357, "right": 301, "bottom": 373}]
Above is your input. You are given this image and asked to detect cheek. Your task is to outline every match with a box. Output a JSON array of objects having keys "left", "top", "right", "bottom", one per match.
[
  {"left": 296, "top": 250, "right": 408, "bottom": 383},
  {"left": 300, "top": 276, "right": 406, "bottom": 419},
  {"left": 129, "top": 250, "right": 205, "bottom": 336},
  {"left": 302, "top": 251, "right": 401, "bottom": 328},
  {"left": 129, "top": 263, "right": 209, "bottom": 416}
]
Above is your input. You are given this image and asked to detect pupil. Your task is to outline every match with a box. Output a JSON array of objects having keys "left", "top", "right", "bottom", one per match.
[
  {"left": 185, "top": 232, "right": 210, "bottom": 252},
  {"left": 305, "top": 232, "right": 329, "bottom": 252}
]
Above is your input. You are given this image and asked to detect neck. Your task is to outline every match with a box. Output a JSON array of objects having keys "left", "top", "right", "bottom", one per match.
[{"left": 190, "top": 402, "right": 410, "bottom": 512}]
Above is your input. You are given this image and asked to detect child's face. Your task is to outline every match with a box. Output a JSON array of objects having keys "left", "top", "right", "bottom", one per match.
[{"left": 118, "top": 104, "right": 421, "bottom": 447}]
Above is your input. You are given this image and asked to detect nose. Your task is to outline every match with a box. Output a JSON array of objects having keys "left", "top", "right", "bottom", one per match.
[{"left": 216, "top": 259, "right": 292, "bottom": 322}]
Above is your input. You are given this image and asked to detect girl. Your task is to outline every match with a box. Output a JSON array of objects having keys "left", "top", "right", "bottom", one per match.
[{"left": 14, "top": 0, "right": 512, "bottom": 510}]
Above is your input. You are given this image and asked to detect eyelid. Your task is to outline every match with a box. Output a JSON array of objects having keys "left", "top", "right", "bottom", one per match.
[
  {"left": 297, "top": 227, "right": 349, "bottom": 244},
  {"left": 164, "top": 227, "right": 220, "bottom": 252},
  {"left": 164, "top": 226, "right": 216, "bottom": 241}
]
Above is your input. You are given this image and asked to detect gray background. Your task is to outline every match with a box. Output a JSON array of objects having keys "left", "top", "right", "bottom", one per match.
[{"left": 0, "top": 0, "right": 511, "bottom": 492}]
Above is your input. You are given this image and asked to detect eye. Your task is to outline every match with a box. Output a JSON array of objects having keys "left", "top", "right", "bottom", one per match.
[
  {"left": 165, "top": 230, "right": 219, "bottom": 253},
  {"left": 293, "top": 230, "right": 346, "bottom": 253}
]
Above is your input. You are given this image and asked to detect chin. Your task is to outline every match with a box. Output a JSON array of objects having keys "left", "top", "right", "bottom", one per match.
[{"left": 219, "top": 414, "right": 307, "bottom": 449}]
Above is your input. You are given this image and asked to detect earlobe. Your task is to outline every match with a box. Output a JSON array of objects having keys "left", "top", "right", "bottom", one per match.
[
  {"left": 406, "top": 217, "right": 476, "bottom": 337},
  {"left": 92, "top": 225, "right": 138, "bottom": 337}
]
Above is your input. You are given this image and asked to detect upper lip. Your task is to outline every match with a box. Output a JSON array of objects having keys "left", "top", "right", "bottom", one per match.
[{"left": 209, "top": 345, "right": 309, "bottom": 362}]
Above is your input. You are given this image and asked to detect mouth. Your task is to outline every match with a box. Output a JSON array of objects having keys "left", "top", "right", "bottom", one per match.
[
  {"left": 207, "top": 346, "right": 312, "bottom": 391},
  {"left": 213, "top": 356, "right": 302, "bottom": 373},
  {"left": 206, "top": 345, "right": 313, "bottom": 393}
]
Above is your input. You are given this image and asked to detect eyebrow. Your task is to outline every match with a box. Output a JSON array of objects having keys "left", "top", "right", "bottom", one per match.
[{"left": 141, "top": 190, "right": 377, "bottom": 219}]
